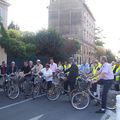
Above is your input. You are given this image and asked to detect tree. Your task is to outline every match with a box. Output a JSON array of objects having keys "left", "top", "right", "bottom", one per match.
[
  {"left": 106, "top": 50, "right": 116, "bottom": 63},
  {"left": 95, "top": 27, "right": 105, "bottom": 47},
  {"left": 8, "top": 21, "right": 20, "bottom": 30},
  {"left": 35, "top": 29, "right": 65, "bottom": 61},
  {"left": 64, "top": 39, "right": 80, "bottom": 57}
]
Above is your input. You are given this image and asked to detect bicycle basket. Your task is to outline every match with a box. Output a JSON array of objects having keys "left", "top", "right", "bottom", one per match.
[{"left": 77, "top": 77, "right": 90, "bottom": 91}]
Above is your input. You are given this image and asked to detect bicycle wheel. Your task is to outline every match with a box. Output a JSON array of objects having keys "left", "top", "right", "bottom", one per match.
[
  {"left": 71, "top": 91, "right": 90, "bottom": 110},
  {"left": 106, "top": 90, "right": 117, "bottom": 110},
  {"left": 32, "top": 84, "right": 40, "bottom": 98},
  {"left": 47, "top": 85, "right": 61, "bottom": 101},
  {"left": 7, "top": 82, "right": 20, "bottom": 100}
]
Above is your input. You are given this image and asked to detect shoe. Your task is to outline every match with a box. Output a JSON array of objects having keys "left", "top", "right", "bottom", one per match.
[
  {"left": 96, "top": 109, "right": 106, "bottom": 113},
  {"left": 95, "top": 102, "right": 100, "bottom": 106}
]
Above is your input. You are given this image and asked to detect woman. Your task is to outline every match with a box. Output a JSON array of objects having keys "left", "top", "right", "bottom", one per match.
[{"left": 41, "top": 64, "right": 53, "bottom": 92}]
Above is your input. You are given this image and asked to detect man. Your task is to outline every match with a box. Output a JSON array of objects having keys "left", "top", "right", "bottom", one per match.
[
  {"left": 50, "top": 58, "right": 57, "bottom": 74},
  {"left": 114, "top": 61, "right": 120, "bottom": 91},
  {"left": 79, "top": 60, "right": 90, "bottom": 74},
  {"left": 94, "top": 56, "right": 114, "bottom": 113},
  {"left": 64, "top": 57, "right": 79, "bottom": 93},
  {"left": 7, "top": 61, "right": 18, "bottom": 75},
  {"left": 20, "top": 61, "right": 32, "bottom": 98},
  {"left": 0, "top": 61, "right": 7, "bottom": 75},
  {"left": 29, "top": 60, "right": 34, "bottom": 70},
  {"left": 32, "top": 59, "right": 43, "bottom": 75},
  {"left": 0, "top": 61, "right": 7, "bottom": 85}
]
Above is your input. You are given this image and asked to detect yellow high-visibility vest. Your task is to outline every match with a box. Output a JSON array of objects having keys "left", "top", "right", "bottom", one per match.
[{"left": 115, "top": 66, "right": 120, "bottom": 81}]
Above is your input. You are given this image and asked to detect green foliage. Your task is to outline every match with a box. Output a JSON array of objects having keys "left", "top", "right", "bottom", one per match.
[
  {"left": 0, "top": 23, "right": 80, "bottom": 61},
  {"left": 106, "top": 50, "right": 116, "bottom": 63},
  {"left": 8, "top": 21, "right": 20, "bottom": 30},
  {"left": 95, "top": 27, "right": 105, "bottom": 47}
]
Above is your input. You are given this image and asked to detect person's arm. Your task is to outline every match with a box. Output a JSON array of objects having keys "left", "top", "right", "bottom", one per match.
[
  {"left": 115, "top": 70, "right": 120, "bottom": 76},
  {"left": 64, "top": 67, "right": 71, "bottom": 73}
]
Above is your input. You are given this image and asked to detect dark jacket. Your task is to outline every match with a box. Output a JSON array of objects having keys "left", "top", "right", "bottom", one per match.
[
  {"left": 7, "top": 66, "right": 18, "bottom": 74},
  {"left": 65, "top": 63, "right": 79, "bottom": 79},
  {"left": 0, "top": 65, "right": 7, "bottom": 75}
]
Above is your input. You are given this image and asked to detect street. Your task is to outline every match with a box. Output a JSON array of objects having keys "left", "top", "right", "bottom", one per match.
[{"left": 0, "top": 92, "right": 103, "bottom": 120}]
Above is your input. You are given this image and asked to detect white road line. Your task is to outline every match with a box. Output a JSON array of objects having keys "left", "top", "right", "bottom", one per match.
[
  {"left": 100, "top": 110, "right": 116, "bottom": 120},
  {"left": 29, "top": 114, "right": 44, "bottom": 120},
  {"left": 0, "top": 94, "right": 45, "bottom": 111}
]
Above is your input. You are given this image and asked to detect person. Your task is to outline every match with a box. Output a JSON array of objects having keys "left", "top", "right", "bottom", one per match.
[
  {"left": 21, "top": 61, "right": 31, "bottom": 77},
  {"left": 20, "top": 61, "right": 32, "bottom": 98},
  {"left": 7, "top": 61, "right": 18, "bottom": 75},
  {"left": 90, "top": 60, "right": 102, "bottom": 99},
  {"left": 41, "top": 63, "right": 53, "bottom": 92},
  {"left": 29, "top": 60, "right": 34, "bottom": 70},
  {"left": 57, "top": 61, "right": 63, "bottom": 72},
  {"left": 50, "top": 58, "right": 57, "bottom": 74},
  {"left": 63, "top": 61, "right": 71, "bottom": 72},
  {"left": 0, "top": 61, "right": 7, "bottom": 85},
  {"left": 114, "top": 61, "right": 120, "bottom": 91},
  {"left": 64, "top": 57, "right": 79, "bottom": 93},
  {"left": 79, "top": 60, "right": 90, "bottom": 74},
  {"left": 93, "top": 56, "right": 114, "bottom": 113},
  {"left": 0, "top": 61, "right": 7, "bottom": 75},
  {"left": 32, "top": 59, "right": 43, "bottom": 75}
]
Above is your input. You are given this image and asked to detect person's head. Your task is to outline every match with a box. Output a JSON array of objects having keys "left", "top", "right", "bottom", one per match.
[
  {"left": 29, "top": 60, "right": 33, "bottom": 66},
  {"left": 64, "top": 61, "right": 67, "bottom": 65},
  {"left": 100, "top": 56, "right": 108, "bottom": 64},
  {"left": 11, "top": 61, "right": 15, "bottom": 67},
  {"left": 50, "top": 58, "right": 54, "bottom": 64},
  {"left": 24, "top": 61, "right": 29, "bottom": 67},
  {"left": 45, "top": 63, "right": 50, "bottom": 70},
  {"left": 93, "top": 60, "right": 99, "bottom": 68},
  {"left": 111, "top": 61, "right": 116, "bottom": 66},
  {"left": 69, "top": 57, "right": 74, "bottom": 64},
  {"left": 2, "top": 61, "right": 5, "bottom": 66},
  {"left": 116, "top": 61, "right": 120, "bottom": 67},
  {"left": 58, "top": 61, "right": 62, "bottom": 65},
  {"left": 36, "top": 59, "right": 41, "bottom": 65}
]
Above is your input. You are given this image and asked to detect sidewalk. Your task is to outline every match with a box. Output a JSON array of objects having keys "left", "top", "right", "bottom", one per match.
[{"left": 101, "top": 110, "right": 116, "bottom": 120}]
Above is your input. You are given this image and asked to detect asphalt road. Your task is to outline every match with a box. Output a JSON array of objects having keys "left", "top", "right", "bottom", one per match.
[{"left": 0, "top": 92, "right": 103, "bottom": 120}]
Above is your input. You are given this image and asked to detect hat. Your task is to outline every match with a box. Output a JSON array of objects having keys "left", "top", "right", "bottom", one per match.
[{"left": 37, "top": 59, "right": 41, "bottom": 62}]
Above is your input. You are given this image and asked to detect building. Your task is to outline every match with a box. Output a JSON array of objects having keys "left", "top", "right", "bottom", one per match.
[
  {"left": 49, "top": 0, "right": 95, "bottom": 63},
  {"left": 0, "top": 0, "right": 10, "bottom": 64}
]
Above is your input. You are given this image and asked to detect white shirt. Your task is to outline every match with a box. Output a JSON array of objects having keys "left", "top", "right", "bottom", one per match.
[
  {"left": 57, "top": 65, "right": 63, "bottom": 71},
  {"left": 50, "top": 63, "right": 57, "bottom": 73},
  {"left": 99, "top": 63, "right": 114, "bottom": 80},
  {"left": 41, "top": 68, "right": 53, "bottom": 81},
  {"left": 32, "top": 64, "right": 43, "bottom": 74}
]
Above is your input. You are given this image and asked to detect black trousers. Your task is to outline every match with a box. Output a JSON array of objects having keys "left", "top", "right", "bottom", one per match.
[
  {"left": 64, "top": 77, "right": 76, "bottom": 92},
  {"left": 94, "top": 79, "right": 113, "bottom": 109}
]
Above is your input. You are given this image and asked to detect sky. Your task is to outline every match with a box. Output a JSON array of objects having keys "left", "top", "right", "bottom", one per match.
[{"left": 8, "top": 0, "right": 120, "bottom": 54}]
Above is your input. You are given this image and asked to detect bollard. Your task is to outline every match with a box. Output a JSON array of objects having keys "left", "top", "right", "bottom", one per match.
[{"left": 116, "top": 95, "right": 120, "bottom": 120}]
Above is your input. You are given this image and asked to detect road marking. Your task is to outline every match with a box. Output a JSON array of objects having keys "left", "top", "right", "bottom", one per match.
[
  {"left": 29, "top": 114, "right": 44, "bottom": 120},
  {"left": 100, "top": 110, "right": 116, "bottom": 120},
  {"left": 0, "top": 94, "right": 45, "bottom": 111}
]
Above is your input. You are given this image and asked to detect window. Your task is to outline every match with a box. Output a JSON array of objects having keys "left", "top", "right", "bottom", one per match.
[{"left": 0, "top": 7, "right": 2, "bottom": 21}]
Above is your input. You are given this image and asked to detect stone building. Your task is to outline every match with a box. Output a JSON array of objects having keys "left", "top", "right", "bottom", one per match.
[
  {"left": 49, "top": 0, "right": 95, "bottom": 63},
  {"left": 0, "top": 0, "right": 10, "bottom": 64}
]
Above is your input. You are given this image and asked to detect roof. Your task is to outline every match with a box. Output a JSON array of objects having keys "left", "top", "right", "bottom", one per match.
[
  {"left": 83, "top": 3, "right": 95, "bottom": 21},
  {"left": 0, "top": 0, "right": 10, "bottom": 6}
]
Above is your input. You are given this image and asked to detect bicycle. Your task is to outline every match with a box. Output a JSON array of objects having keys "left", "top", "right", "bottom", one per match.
[
  {"left": 0, "top": 74, "right": 20, "bottom": 99},
  {"left": 49, "top": 72, "right": 78, "bottom": 100},
  {"left": 71, "top": 76, "right": 117, "bottom": 110}
]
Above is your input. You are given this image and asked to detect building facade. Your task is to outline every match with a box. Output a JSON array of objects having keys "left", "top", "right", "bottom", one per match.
[
  {"left": 49, "top": 0, "right": 95, "bottom": 63},
  {"left": 0, "top": 0, "right": 10, "bottom": 64}
]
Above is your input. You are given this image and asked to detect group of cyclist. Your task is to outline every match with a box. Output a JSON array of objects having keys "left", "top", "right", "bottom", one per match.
[{"left": 0, "top": 56, "right": 120, "bottom": 113}]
